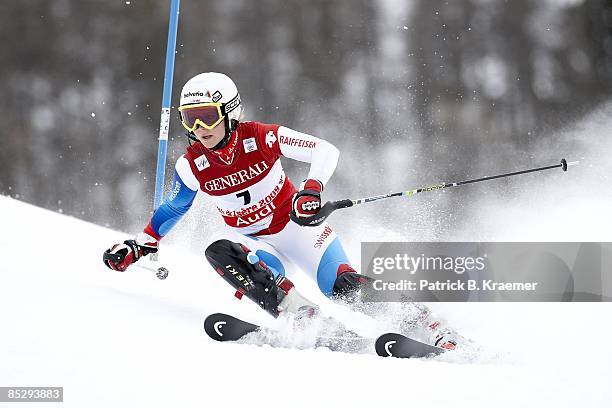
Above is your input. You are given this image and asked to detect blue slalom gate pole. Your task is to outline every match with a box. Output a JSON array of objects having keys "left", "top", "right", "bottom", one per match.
[{"left": 153, "top": 0, "right": 181, "bottom": 210}]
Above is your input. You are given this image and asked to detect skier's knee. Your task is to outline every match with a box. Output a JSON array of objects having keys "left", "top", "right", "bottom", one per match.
[{"left": 205, "top": 239, "right": 286, "bottom": 316}]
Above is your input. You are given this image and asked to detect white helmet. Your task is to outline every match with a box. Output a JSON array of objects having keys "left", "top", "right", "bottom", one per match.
[{"left": 179, "top": 72, "right": 243, "bottom": 143}]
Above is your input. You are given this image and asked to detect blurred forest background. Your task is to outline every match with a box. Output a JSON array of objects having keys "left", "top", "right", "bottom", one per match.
[{"left": 1, "top": 0, "right": 611, "bottom": 237}]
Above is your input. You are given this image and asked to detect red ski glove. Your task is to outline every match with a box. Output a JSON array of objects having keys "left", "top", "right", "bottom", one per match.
[
  {"left": 103, "top": 232, "right": 158, "bottom": 271},
  {"left": 291, "top": 179, "right": 323, "bottom": 219}
]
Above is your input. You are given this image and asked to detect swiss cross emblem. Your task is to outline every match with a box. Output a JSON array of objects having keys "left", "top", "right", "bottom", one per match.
[{"left": 265, "top": 131, "right": 277, "bottom": 148}]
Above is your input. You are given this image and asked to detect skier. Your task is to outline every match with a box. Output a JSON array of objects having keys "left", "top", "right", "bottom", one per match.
[{"left": 102, "top": 72, "right": 458, "bottom": 349}]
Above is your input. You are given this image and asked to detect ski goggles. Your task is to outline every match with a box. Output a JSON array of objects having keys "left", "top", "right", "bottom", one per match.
[{"left": 178, "top": 102, "right": 225, "bottom": 132}]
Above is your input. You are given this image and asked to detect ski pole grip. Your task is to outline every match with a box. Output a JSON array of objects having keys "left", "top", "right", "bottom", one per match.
[{"left": 331, "top": 199, "right": 354, "bottom": 209}]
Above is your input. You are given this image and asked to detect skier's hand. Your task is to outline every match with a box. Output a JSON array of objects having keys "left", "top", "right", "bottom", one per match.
[
  {"left": 103, "top": 232, "right": 158, "bottom": 271},
  {"left": 291, "top": 179, "right": 323, "bottom": 220}
]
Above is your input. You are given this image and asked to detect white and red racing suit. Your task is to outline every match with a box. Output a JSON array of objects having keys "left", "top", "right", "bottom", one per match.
[{"left": 144, "top": 121, "right": 354, "bottom": 296}]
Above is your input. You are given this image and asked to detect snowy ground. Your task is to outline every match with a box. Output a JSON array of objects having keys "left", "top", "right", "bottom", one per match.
[{"left": 1, "top": 195, "right": 611, "bottom": 408}]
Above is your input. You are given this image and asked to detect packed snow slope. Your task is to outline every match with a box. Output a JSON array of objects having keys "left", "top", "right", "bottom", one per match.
[{"left": 1, "top": 195, "right": 611, "bottom": 408}]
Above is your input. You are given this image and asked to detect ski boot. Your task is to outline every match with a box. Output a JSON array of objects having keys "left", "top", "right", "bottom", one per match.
[
  {"left": 426, "top": 320, "right": 459, "bottom": 350},
  {"left": 395, "top": 304, "right": 461, "bottom": 350}
]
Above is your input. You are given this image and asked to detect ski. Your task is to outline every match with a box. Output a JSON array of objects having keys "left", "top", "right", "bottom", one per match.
[
  {"left": 204, "top": 313, "right": 260, "bottom": 341},
  {"left": 204, "top": 312, "right": 372, "bottom": 353},
  {"left": 375, "top": 332, "right": 446, "bottom": 358},
  {"left": 205, "top": 313, "right": 447, "bottom": 358}
]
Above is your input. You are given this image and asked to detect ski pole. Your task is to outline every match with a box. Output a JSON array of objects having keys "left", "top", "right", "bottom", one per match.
[
  {"left": 290, "top": 158, "right": 578, "bottom": 227},
  {"left": 134, "top": 263, "right": 170, "bottom": 280},
  {"left": 103, "top": 252, "right": 170, "bottom": 280},
  {"left": 150, "top": 0, "right": 181, "bottom": 266}
]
